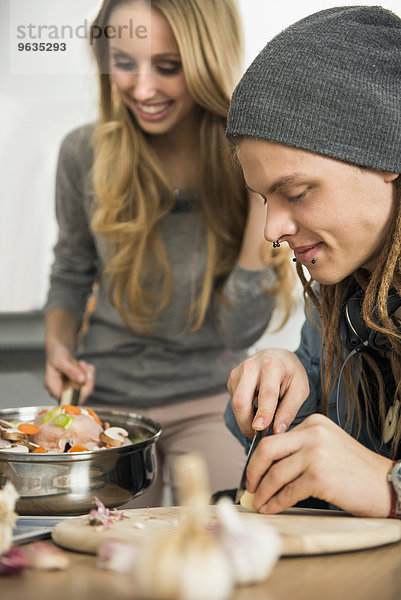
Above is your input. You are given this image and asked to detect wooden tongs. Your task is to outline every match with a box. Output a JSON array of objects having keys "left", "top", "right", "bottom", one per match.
[{"left": 58, "top": 379, "right": 81, "bottom": 406}]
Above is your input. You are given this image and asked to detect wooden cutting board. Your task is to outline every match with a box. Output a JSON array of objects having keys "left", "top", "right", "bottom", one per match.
[{"left": 51, "top": 506, "right": 401, "bottom": 556}]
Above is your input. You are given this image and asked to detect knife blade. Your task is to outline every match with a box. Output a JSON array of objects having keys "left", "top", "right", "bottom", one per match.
[{"left": 235, "top": 396, "right": 274, "bottom": 504}]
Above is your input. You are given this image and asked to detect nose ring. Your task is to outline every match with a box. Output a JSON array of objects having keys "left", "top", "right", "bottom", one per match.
[{"left": 272, "top": 240, "right": 280, "bottom": 248}]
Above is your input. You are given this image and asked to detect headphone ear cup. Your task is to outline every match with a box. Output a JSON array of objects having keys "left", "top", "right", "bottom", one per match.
[
  {"left": 341, "top": 288, "right": 401, "bottom": 353},
  {"left": 341, "top": 294, "right": 370, "bottom": 351},
  {"left": 346, "top": 295, "right": 371, "bottom": 344}
]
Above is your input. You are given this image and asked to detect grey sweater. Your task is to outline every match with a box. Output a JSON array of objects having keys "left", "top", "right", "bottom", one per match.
[{"left": 45, "top": 124, "right": 277, "bottom": 407}]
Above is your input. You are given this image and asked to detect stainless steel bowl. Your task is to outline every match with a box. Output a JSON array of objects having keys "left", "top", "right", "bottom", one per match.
[{"left": 0, "top": 406, "right": 161, "bottom": 516}]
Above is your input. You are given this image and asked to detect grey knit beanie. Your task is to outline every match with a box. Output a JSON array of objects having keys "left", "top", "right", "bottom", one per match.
[{"left": 226, "top": 5, "right": 401, "bottom": 173}]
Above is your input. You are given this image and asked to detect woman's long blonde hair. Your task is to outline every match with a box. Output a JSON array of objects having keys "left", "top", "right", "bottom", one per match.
[
  {"left": 298, "top": 176, "right": 401, "bottom": 457},
  {"left": 90, "top": 0, "right": 295, "bottom": 334}
]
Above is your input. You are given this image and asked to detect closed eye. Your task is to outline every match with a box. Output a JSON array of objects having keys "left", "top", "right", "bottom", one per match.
[
  {"left": 287, "top": 191, "right": 306, "bottom": 202},
  {"left": 156, "top": 61, "right": 182, "bottom": 76}
]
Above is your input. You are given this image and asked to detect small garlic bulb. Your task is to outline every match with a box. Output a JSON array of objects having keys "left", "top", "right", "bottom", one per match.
[{"left": 216, "top": 497, "right": 281, "bottom": 586}]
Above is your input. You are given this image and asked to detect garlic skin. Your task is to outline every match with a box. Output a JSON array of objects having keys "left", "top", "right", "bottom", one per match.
[
  {"left": 216, "top": 498, "right": 281, "bottom": 586},
  {"left": 0, "top": 481, "right": 19, "bottom": 554}
]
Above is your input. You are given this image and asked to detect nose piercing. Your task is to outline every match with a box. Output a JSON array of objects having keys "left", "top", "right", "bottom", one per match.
[{"left": 272, "top": 240, "right": 280, "bottom": 248}]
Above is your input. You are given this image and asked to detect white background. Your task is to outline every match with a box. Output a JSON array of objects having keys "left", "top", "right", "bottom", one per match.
[{"left": 1, "top": 0, "right": 400, "bottom": 349}]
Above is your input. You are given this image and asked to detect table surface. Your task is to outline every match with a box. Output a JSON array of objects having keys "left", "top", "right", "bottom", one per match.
[{"left": 3, "top": 536, "right": 401, "bottom": 600}]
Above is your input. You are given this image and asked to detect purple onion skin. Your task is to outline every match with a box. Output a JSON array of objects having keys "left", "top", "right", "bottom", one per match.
[{"left": 0, "top": 547, "right": 29, "bottom": 576}]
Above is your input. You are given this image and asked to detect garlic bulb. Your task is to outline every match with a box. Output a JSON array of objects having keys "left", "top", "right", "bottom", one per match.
[
  {"left": 0, "top": 481, "right": 19, "bottom": 554},
  {"left": 134, "top": 453, "right": 233, "bottom": 600},
  {"left": 135, "top": 523, "right": 232, "bottom": 600},
  {"left": 216, "top": 497, "right": 281, "bottom": 586}
]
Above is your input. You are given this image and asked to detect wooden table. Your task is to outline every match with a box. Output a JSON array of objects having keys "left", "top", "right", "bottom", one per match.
[{"left": 3, "top": 538, "right": 401, "bottom": 600}]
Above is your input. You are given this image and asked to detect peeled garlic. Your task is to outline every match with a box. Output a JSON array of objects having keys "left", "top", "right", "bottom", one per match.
[
  {"left": 0, "top": 481, "right": 19, "bottom": 554},
  {"left": 239, "top": 489, "right": 257, "bottom": 512},
  {"left": 216, "top": 497, "right": 281, "bottom": 586}
]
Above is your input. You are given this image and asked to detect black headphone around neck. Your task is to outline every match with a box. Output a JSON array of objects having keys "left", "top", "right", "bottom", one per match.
[{"left": 340, "top": 288, "right": 401, "bottom": 353}]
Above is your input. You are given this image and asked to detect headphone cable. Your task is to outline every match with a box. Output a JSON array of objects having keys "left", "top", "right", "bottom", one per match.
[{"left": 335, "top": 342, "right": 368, "bottom": 428}]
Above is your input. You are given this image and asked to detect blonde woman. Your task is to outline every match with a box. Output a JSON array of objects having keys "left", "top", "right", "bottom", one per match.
[{"left": 44, "top": 0, "right": 294, "bottom": 506}]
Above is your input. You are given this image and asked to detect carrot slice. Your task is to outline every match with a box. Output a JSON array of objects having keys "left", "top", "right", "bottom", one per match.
[
  {"left": 37, "top": 409, "right": 47, "bottom": 415},
  {"left": 67, "top": 445, "right": 89, "bottom": 452},
  {"left": 62, "top": 405, "right": 82, "bottom": 415},
  {"left": 18, "top": 424, "right": 39, "bottom": 435},
  {"left": 87, "top": 408, "right": 102, "bottom": 426},
  {"left": 32, "top": 446, "right": 47, "bottom": 453}
]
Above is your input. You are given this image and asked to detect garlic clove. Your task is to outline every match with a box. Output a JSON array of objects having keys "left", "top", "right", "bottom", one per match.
[
  {"left": 28, "top": 542, "right": 70, "bottom": 570},
  {"left": 97, "top": 539, "right": 138, "bottom": 573},
  {"left": 180, "top": 540, "right": 233, "bottom": 600},
  {"left": 239, "top": 490, "right": 257, "bottom": 512},
  {"left": 216, "top": 498, "right": 281, "bottom": 586}
]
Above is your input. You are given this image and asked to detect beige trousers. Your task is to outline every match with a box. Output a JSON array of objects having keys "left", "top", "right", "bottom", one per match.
[{"left": 119, "top": 392, "right": 246, "bottom": 508}]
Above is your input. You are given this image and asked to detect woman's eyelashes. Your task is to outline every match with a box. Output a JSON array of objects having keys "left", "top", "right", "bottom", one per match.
[
  {"left": 111, "top": 54, "right": 181, "bottom": 76},
  {"left": 156, "top": 61, "right": 182, "bottom": 75}
]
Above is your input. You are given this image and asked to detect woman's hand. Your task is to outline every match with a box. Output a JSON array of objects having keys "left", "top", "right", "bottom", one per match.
[
  {"left": 45, "top": 341, "right": 95, "bottom": 404},
  {"left": 227, "top": 348, "right": 309, "bottom": 438},
  {"left": 246, "top": 413, "right": 393, "bottom": 518},
  {"left": 45, "top": 308, "right": 95, "bottom": 404}
]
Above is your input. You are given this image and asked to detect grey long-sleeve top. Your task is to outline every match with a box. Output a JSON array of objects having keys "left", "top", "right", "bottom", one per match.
[{"left": 45, "top": 124, "right": 277, "bottom": 407}]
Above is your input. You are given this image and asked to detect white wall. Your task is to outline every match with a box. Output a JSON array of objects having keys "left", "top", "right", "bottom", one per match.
[{"left": 1, "top": 0, "right": 400, "bottom": 350}]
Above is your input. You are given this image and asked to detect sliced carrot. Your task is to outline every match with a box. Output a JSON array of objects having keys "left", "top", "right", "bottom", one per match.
[
  {"left": 18, "top": 424, "right": 39, "bottom": 435},
  {"left": 87, "top": 408, "right": 102, "bottom": 426},
  {"left": 37, "top": 409, "right": 47, "bottom": 415},
  {"left": 32, "top": 446, "right": 47, "bottom": 453},
  {"left": 67, "top": 445, "right": 89, "bottom": 452},
  {"left": 62, "top": 405, "right": 82, "bottom": 415}
]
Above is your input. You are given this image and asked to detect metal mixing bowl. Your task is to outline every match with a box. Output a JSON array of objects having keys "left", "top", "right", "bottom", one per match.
[{"left": 0, "top": 406, "right": 161, "bottom": 516}]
